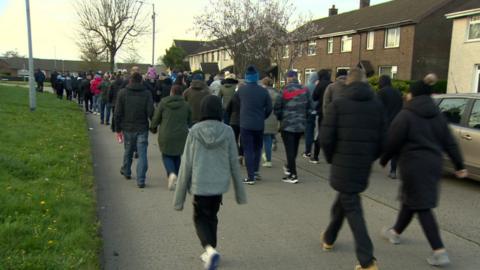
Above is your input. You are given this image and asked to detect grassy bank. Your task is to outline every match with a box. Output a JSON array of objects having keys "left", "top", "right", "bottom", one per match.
[{"left": 0, "top": 86, "right": 99, "bottom": 269}]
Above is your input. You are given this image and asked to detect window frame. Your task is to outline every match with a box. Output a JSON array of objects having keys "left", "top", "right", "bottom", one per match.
[
  {"left": 307, "top": 41, "right": 317, "bottom": 56},
  {"left": 384, "top": 27, "right": 401, "bottom": 48},
  {"left": 378, "top": 65, "right": 398, "bottom": 79},
  {"left": 304, "top": 68, "right": 317, "bottom": 83},
  {"left": 336, "top": 66, "right": 350, "bottom": 73},
  {"left": 341, "top": 35, "right": 352, "bottom": 53},
  {"left": 327, "top": 38, "right": 334, "bottom": 54},
  {"left": 366, "top": 31, "right": 375, "bottom": 50},
  {"left": 467, "top": 15, "right": 480, "bottom": 41}
]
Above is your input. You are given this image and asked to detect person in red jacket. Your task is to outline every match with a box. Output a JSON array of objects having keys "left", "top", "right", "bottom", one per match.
[{"left": 90, "top": 74, "right": 103, "bottom": 115}]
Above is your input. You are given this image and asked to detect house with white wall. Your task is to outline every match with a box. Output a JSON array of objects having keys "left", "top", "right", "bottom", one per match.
[{"left": 446, "top": 8, "right": 480, "bottom": 93}]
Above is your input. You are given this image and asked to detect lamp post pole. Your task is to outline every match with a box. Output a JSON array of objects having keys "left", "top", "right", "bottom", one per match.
[
  {"left": 25, "top": 0, "right": 36, "bottom": 111},
  {"left": 151, "top": 3, "right": 155, "bottom": 66}
]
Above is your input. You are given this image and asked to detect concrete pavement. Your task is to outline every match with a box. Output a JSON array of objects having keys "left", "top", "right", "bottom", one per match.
[{"left": 88, "top": 113, "right": 480, "bottom": 270}]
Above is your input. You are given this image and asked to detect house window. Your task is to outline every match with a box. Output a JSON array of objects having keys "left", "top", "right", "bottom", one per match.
[
  {"left": 327, "top": 38, "right": 334, "bottom": 54},
  {"left": 305, "top": 68, "right": 317, "bottom": 83},
  {"left": 283, "top": 45, "right": 289, "bottom": 58},
  {"left": 336, "top": 67, "right": 350, "bottom": 74},
  {"left": 341, "top": 35, "right": 352, "bottom": 52},
  {"left": 367, "top": 31, "right": 374, "bottom": 50},
  {"left": 385, "top": 27, "right": 400, "bottom": 48},
  {"left": 211, "top": 52, "right": 214, "bottom": 62},
  {"left": 298, "top": 43, "right": 303, "bottom": 57},
  {"left": 379, "top": 66, "right": 398, "bottom": 79},
  {"left": 308, "top": 41, "right": 317, "bottom": 56},
  {"left": 468, "top": 15, "right": 480, "bottom": 41}
]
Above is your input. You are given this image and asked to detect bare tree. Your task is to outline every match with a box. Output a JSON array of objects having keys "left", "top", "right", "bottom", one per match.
[
  {"left": 77, "top": 33, "right": 108, "bottom": 71},
  {"left": 194, "top": 0, "right": 316, "bottom": 76},
  {"left": 121, "top": 43, "right": 142, "bottom": 64},
  {"left": 75, "top": 0, "right": 148, "bottom": 72}
]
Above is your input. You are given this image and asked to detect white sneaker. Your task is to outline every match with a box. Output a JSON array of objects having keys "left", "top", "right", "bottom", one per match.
[
  {"left": 204, "top": 246, "right": 220, "bottom": 270},
  {"left": 200, "top": 251, "right": 208, "bottom": 263},
  {"left": 262, "top": 161, "right": 272, "bottom": 168},
  {"left": 283, "top": 165, "right": 290, "bottom": 176},
  {"left": 167, "top": 173, "right": 177, "bottom": 191}
]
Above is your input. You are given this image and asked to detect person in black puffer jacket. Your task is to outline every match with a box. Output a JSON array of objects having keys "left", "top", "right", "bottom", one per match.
[
  {"left": 310, "top": 69, "right": 332, "bottom": 163},
  {"left": 320, "top": 68, "right": 385, "bottom": 270},
  {"left": 379, "top": 75, "right": 466, "bottom": 267}
]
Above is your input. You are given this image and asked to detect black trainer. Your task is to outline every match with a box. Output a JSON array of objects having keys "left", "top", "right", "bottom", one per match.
[
  {"left": 282, "top": 174, "right": 299, "bottom": 184},
  {"left": 243, "top": 178, "right": 255, "bottom": 185},
  {"left": 120, "top": 169, "right": 131, "bottom": 180}
]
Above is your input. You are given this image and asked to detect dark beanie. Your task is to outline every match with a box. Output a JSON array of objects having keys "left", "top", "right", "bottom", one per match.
[
  {"left": 244, "top": 65, "right": 259, "bottom": 83},
  {"left": 410, "top": 80, "right": 432, "bottom": 97},
  {"left": 200, "top": 95, "right": 223, "bottom": 122}
]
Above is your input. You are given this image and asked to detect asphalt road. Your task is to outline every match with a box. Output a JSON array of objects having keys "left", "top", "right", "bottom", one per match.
[{"left": 87, "top": 113, "right": 480, "bottom": 270}]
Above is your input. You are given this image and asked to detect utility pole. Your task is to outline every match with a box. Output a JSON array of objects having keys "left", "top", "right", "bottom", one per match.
[
  {"left": 152, "top": 3, "right": 155, "bottom": 66},
  {"left": 25, "top": 0, "right": 36, "bottom": 111}
]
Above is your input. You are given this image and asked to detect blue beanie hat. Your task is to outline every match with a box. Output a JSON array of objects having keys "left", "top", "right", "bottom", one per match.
[
  {"left": 244, "top": 65, "right": 259, "bottom": 83},
  {"left": 191, "top": 70, "right": 205, "bottom": 81},
  {"left": 287, "top": 70, "right": 298, "bottom": 78}
]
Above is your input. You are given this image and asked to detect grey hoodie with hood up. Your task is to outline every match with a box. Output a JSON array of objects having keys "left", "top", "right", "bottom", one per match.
[{"left": 174, "top": 120, "right": 247, "bottom": 210}]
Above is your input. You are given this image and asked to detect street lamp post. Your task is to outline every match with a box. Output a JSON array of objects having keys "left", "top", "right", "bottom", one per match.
[
  {"left": 151, "top": 3, "right": 155, "bottom": 66},
  {"left": 25, "top": 0, "right": 36, "bottom": 111}
]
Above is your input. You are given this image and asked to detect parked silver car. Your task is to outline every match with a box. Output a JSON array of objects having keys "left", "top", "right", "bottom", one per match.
[{"left": 433, "top": 94, "right": 480, "bottom": 181}]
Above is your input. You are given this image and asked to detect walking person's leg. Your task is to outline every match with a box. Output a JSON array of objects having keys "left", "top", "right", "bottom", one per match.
[
  {"left": 162, "top": 154, "right": 176, "bottom": 177},
  {"left": 417, "top": 209, "right": 450, "bottom": 266},
  {"left": 323, "top": 193, "right": 345, "bottom": 247},
  {"left": 253, "top": 130, "right": 263, "bottom": 177},
  {"left": 121, "top": 132, "right": 135, "bottom": 179},
  {"left": 100, "top": 98, "right": 106, "bottom": 124},
  {"left": 173, "top": 155, "right": 181, "bottom": 175},
  {"left": 312, "top": 116, "right": 322, "bottom": 163},
  {"left": 105, "top": 103, "right": 111, "bottom": 125},
  {"left": 263, "top": 134, "right": 273, "bottom": 164},
  {"left": 304, "top": 114, "right": 315, "bottom": 157},
  {"left": 281, "top": 131, "right": 293, "bottom": 173},
  {"left": 193, "top": 195, "right": 222, "bottom": 268},
  {"left": 135, "top": 131, "right": 149, "bottom": 187},
  {"left": 389, "top": 156, "right": 398, "bottom": 179},
  {"left": 340, "top": 193, "right": 376, "bottom": 269},
  {"left": 290, "top": 132, "right": 302, "bottom": 176},
  {"left": 240, "top": 128, "right": 255, "bottom": 182}
]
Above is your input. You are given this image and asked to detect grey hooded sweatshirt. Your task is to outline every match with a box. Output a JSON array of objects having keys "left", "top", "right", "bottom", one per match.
[{"left": 174, "top": 120, "right": 247, "bottom": 210}]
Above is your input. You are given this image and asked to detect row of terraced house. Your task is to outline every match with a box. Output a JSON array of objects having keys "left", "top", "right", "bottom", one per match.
[{"left": 174, "top": 0, "right": 480, "bottom": 94}]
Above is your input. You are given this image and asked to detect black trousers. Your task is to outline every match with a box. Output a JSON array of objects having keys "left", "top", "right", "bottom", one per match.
[
  {"left": 313, "top": 116, "right": 323, "bottom": 160},
  {"left": 230, "top": 125, "right": 243, "bottom": 156},
  {"left": 193, "top": 195, "right": 222, "bottom": 248},
  {"left": 36, "top": 81, "right": 44, "bottom": 92},
  {"left": 281, "top": 131, "right": 302, "bottom": 175},
  {"left": 84, "top": 94, "right": 93, "bottom": 112},
  {"left": 324, "top": 193, "right": 375, "bottom": 268},
  {"left": 393, "top": 205, "right": 444, "bottom": 250}
]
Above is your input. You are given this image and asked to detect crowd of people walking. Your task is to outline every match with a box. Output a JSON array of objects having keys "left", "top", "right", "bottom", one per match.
[{"left": 46, "top": 64, "right": 469, "bottom": 270}]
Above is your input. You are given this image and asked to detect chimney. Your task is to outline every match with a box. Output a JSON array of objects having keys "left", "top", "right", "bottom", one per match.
[
  {"left": 360, "top": 0, "right": 370, "bottom": 9},
  {"left": 329, "top": 5, "right": 338, "bottom": 17}
]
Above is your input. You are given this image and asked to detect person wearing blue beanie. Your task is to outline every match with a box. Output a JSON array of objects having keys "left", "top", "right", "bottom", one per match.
[
  {"left": 244, "top": 65, "right": 259, "bottom": 84},
  {"left": 237, "top": 65, "right": 272, "bottom": 184}
]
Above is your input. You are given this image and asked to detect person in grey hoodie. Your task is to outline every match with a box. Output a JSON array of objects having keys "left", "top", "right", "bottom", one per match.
[
  {"left": 174, "top": 95, "right": 247, "bottom": 270},
  {"left": 322, "top": 69, "right": 348, "bottom": 113}
]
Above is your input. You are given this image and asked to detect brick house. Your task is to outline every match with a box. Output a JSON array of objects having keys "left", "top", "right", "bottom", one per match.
[{"left": 280, "top": 0, "right": 476, "bottom": 84}]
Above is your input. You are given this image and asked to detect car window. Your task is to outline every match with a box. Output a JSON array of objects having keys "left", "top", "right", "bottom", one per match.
[
  {"left": 468, "top": 100, "right": 480, "bottom": 129},
  {"left": 438, "top": 98, "right": 469, "bottom": 125}
]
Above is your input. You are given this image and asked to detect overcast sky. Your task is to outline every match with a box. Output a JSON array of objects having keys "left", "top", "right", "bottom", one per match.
[{"left": 0, "top": 0, "right": 390, "bottom": 63}]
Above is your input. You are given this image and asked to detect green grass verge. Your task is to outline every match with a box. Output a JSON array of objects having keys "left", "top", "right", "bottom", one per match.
[
  {"left": 0, "top": 81, "right": 52, "bottom": 88},
  {"left": 0, "top": 86, "right": 100, "bottom": 269}
]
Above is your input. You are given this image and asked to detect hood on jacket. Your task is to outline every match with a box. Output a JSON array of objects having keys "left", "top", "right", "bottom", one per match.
[
  {"left": 405, "top": 95, "right": 439, "bottom": 119},
  {"left": 127, "top": 82, "right": 145, "bottom": 91},
  {"left": 190, "top": 80, "right": 208, "bottom": 90},
  {"left": 163, "top": 95, "right": 185, "bottom": 110},
  {"left": 307, "top": 73, "right": 319, "bottom": 92},
  {"left": 344, "top": 82, "right": 374, "bottom": 101},
  {"left": 191, "top": 120, "right": 230, "bottom": 149}
]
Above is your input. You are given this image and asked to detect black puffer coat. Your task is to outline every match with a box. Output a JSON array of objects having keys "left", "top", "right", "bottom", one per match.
[
  {"left": 380, "top": 95, "right": 464, "bottom": 209},
  {"left": 320, "top": 82, "right": 385, "bottom": 193}
]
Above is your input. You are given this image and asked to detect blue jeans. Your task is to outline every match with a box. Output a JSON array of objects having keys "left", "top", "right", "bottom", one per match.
[
  {"left": 100, "top": 100, "right": 111, "bottom": 123},
  {"left": 263, "top": 134, "right": 274, "bottom": 162},
  {"left": 92, "top": 95, "right": 100, "bottom": 113},
  {"left": 240, "top": 128, "right": 263, "bottom": 180},
  {"left": 304, "top": 113, "right": 316, "bottom": 154},
  {"left": 122, "top": 131, "right": 149, "bottom": 185},
  {"left": 162, "top": 154, "right": 181, "bottom": 176}
]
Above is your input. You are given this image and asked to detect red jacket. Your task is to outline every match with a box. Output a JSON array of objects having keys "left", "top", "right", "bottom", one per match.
[{"left": 90, "top": 77, "right": 102, "bottom": 95}]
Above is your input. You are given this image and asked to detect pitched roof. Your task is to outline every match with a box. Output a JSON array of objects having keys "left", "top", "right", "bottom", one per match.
[
  {"left": 305, "top": 0, "right": 454, "bottom": 37},
  {"left": 173, "top": 40, "right": 216, "bottom": 55}
]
